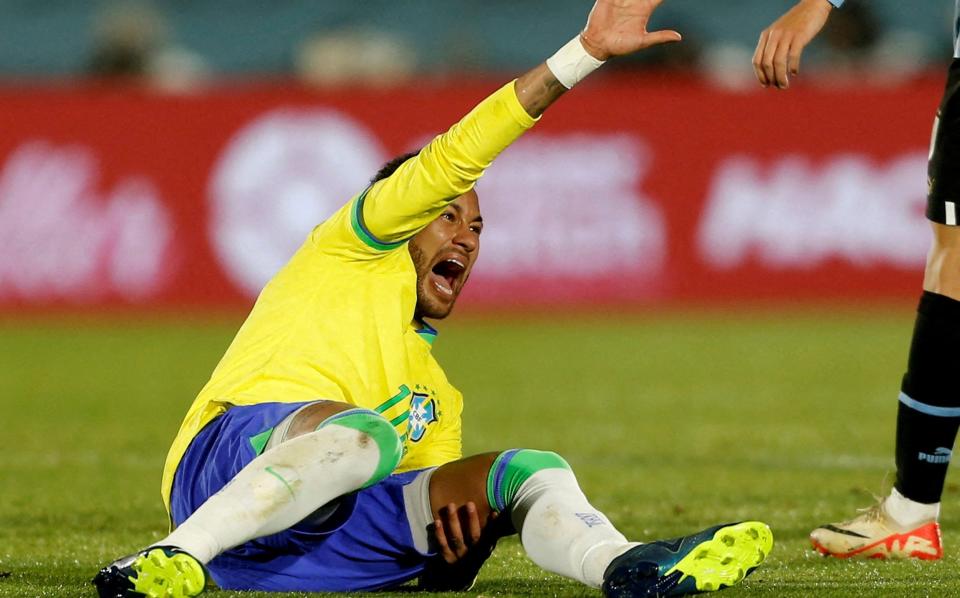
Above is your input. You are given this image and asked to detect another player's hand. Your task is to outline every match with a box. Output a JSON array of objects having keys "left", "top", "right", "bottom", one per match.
[
  {"left": 753, "top": 0, "right": 833, "bottom": 89},
  {"left": 580, "top": 0, "right": 682, "bottom": 62}
]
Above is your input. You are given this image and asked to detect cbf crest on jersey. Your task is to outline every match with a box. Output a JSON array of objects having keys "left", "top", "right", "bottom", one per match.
[{"left": 408, "top": 391, "right": 437, "bottom": 442}]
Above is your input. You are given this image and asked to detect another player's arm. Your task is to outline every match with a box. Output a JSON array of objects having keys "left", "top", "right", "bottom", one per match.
[
  {"left": 753, "top": 0, "right": 840, "bottom": 89},
  {"left": 356, "top": 0, "right": 681, "bottom": 248}
]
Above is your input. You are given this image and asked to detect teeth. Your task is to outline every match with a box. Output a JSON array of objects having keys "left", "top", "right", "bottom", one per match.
[
  {"left": 446, "top": 258, "right": 465, "bottom": 269},
  {"left": 433, "top": 277, "right": 453, "bottom": 295}
]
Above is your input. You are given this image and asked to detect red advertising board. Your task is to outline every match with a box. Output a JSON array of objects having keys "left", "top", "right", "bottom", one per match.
[{"left": 0, "top": 74, "right": 944, "bottom": 312}]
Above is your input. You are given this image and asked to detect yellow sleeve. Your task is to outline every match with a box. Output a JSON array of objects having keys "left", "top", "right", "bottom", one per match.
[{"left": 356, "top": 80, "right": 538, "bottom": 249}]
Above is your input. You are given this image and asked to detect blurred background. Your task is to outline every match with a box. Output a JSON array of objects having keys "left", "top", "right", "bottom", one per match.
[
  {"left": 0, "top": 0, "right": 955, "bottom": 313},
  {"left": 0, "top": 0, "right": 953, "bottom": 85},
  {"left": 0, "top": 0, "right": 955, "bottom": 314}
]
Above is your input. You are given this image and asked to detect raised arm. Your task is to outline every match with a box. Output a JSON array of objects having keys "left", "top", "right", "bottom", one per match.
[
  {"left": 356, "top": 0, "right": 681, "bottom": 249},
  {"left": 515, "top": 0, "right": 682, "bottom": 117},
  {"left": 753, "top": 0, "right": 840, "bottom": 90}
]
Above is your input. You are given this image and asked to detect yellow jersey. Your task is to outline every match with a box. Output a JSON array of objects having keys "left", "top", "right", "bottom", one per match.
[{"left": 160, "top": 81, "right": 538, "bottom": 514}]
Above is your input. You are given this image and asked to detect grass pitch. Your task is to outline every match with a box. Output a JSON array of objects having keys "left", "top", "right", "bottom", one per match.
[{"left": 3, "top": 307, "right": 960, "bottom": 597}]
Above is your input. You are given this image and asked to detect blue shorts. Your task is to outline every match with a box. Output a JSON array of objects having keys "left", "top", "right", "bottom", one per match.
[{"left": 170, "top": 401, "right": 434, "bottom": 592}]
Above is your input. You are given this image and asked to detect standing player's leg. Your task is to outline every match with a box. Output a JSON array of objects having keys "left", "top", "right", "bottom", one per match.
[
  {"left": 418, "top": 450, "right": 772, "bottom": 597},
  {"left": 811, "top": 58, "right": 960, "bottom": 560},
  {"left": 93, "top": 401, "right": 403, "bottom": 598}
]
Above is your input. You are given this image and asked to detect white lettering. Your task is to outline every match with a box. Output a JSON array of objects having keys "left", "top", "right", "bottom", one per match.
[
  {"left": 476, "top": 134, "right": 666, "bottom": 281},
  {"left": 0, "top": 142, "right": 173, "bottom": 301},
  {"left": 698, "top": 152, "right": 929, "bottom": 269}
]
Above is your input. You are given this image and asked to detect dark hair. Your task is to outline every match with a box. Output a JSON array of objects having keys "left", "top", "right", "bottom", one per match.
[{"left": 371, "top": 150, "right": 420, "bottom": 184}]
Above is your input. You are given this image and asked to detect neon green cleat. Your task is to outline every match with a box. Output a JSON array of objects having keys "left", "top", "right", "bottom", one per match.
[
  {"left": 93, "top": 546, "right": 207, "bottom": 598},
  {"left": 602, "top": 521, "right": 774, "bottom": 597}
]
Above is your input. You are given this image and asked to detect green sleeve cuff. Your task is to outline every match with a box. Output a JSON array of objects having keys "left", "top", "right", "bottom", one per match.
[{"left": 350, "top": 186, "right": 407, "bottom": 251}]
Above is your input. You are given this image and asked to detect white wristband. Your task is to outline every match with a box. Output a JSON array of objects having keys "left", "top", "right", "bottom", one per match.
[{"left": 546, "top": 36, "right": 606, "bottom": 89}]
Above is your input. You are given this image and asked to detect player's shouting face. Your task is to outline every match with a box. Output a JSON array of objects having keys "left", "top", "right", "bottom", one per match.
[{"left": 409, "top": 190, "right": 482, "bottom": 320}]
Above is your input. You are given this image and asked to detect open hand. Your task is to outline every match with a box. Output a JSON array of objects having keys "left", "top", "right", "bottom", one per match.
[
  {"left": 580, "top": 0, "right": 682, "bottom": 62},
  {"left": 753, "top": 0, "right": 833, "bottom": 89}
]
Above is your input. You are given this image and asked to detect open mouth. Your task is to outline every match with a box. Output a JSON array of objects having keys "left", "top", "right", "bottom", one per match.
[{"left": 429, "top": 256, "right": 466, "bottom": 297}]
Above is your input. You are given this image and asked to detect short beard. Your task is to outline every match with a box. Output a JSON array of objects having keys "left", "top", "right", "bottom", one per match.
[{"left": 409, "top": 242, "right": 455, "bottom": 321}]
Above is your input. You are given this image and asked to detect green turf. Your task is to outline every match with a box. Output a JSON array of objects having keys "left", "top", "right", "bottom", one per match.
[{"left": 2, "top": 308, "right": 959, "bottom": 597}]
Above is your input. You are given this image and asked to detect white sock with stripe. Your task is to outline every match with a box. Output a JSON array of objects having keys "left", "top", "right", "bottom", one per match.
[
  {"left": 157, "top": 414, "right": 398, "bottom": 564},
  {"left": 509, "top": 469, "right": 639, "bottom": 588}
]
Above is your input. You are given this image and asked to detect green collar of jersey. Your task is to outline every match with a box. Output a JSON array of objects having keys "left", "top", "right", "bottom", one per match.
[{"left": 414, "top": 320, "right": 438, "bottom": 346}]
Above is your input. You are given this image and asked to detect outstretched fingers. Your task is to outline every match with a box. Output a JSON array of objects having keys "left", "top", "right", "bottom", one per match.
[
  {"left": 642, "top": 29, "right": 682, "bottom": 49},
  {"left": 582, "top": 0, "right": 681, "bottom": 60}
]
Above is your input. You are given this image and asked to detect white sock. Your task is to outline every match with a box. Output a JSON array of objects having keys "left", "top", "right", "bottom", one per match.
[
  {"left": 884, "top": 487, "right": 940, "bottom": 527},
  {"left": 510, "top": 469, "right": 639, "bottom": 588},
  {"left": 157, "top": 422, "right": 382, "bottom": 563}
]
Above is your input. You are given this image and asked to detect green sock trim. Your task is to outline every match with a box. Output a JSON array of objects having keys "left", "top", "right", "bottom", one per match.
[
  {"left": 319, "top": 409, "right": 402, "bottom": 488},
  {"left": 249, "top": 428, "right": 274, "bottom": 456},
  {"left": 486, "top": 449, "right": 571, "bottom": 512}
]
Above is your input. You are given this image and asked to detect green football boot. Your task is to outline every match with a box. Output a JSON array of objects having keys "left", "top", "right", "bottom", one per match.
[
  {"left": 93, "top": 546, "right": 207, "bottom": 598},
  {"left": 602, "top": 521, "right": 773, "bottom": 597}
]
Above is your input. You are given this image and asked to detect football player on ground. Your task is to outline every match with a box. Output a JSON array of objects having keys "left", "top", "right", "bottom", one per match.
[
  {"left": 755, "top": 0, "right": 960, "bottom": 560},
  {"left": 94, "top": 1, "right": 772, "bottom": 597}
]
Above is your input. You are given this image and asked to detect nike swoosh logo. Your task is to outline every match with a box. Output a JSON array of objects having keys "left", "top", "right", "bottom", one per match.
[{"left": 821, "top": 524, "right": 869, "bottom": 538}]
